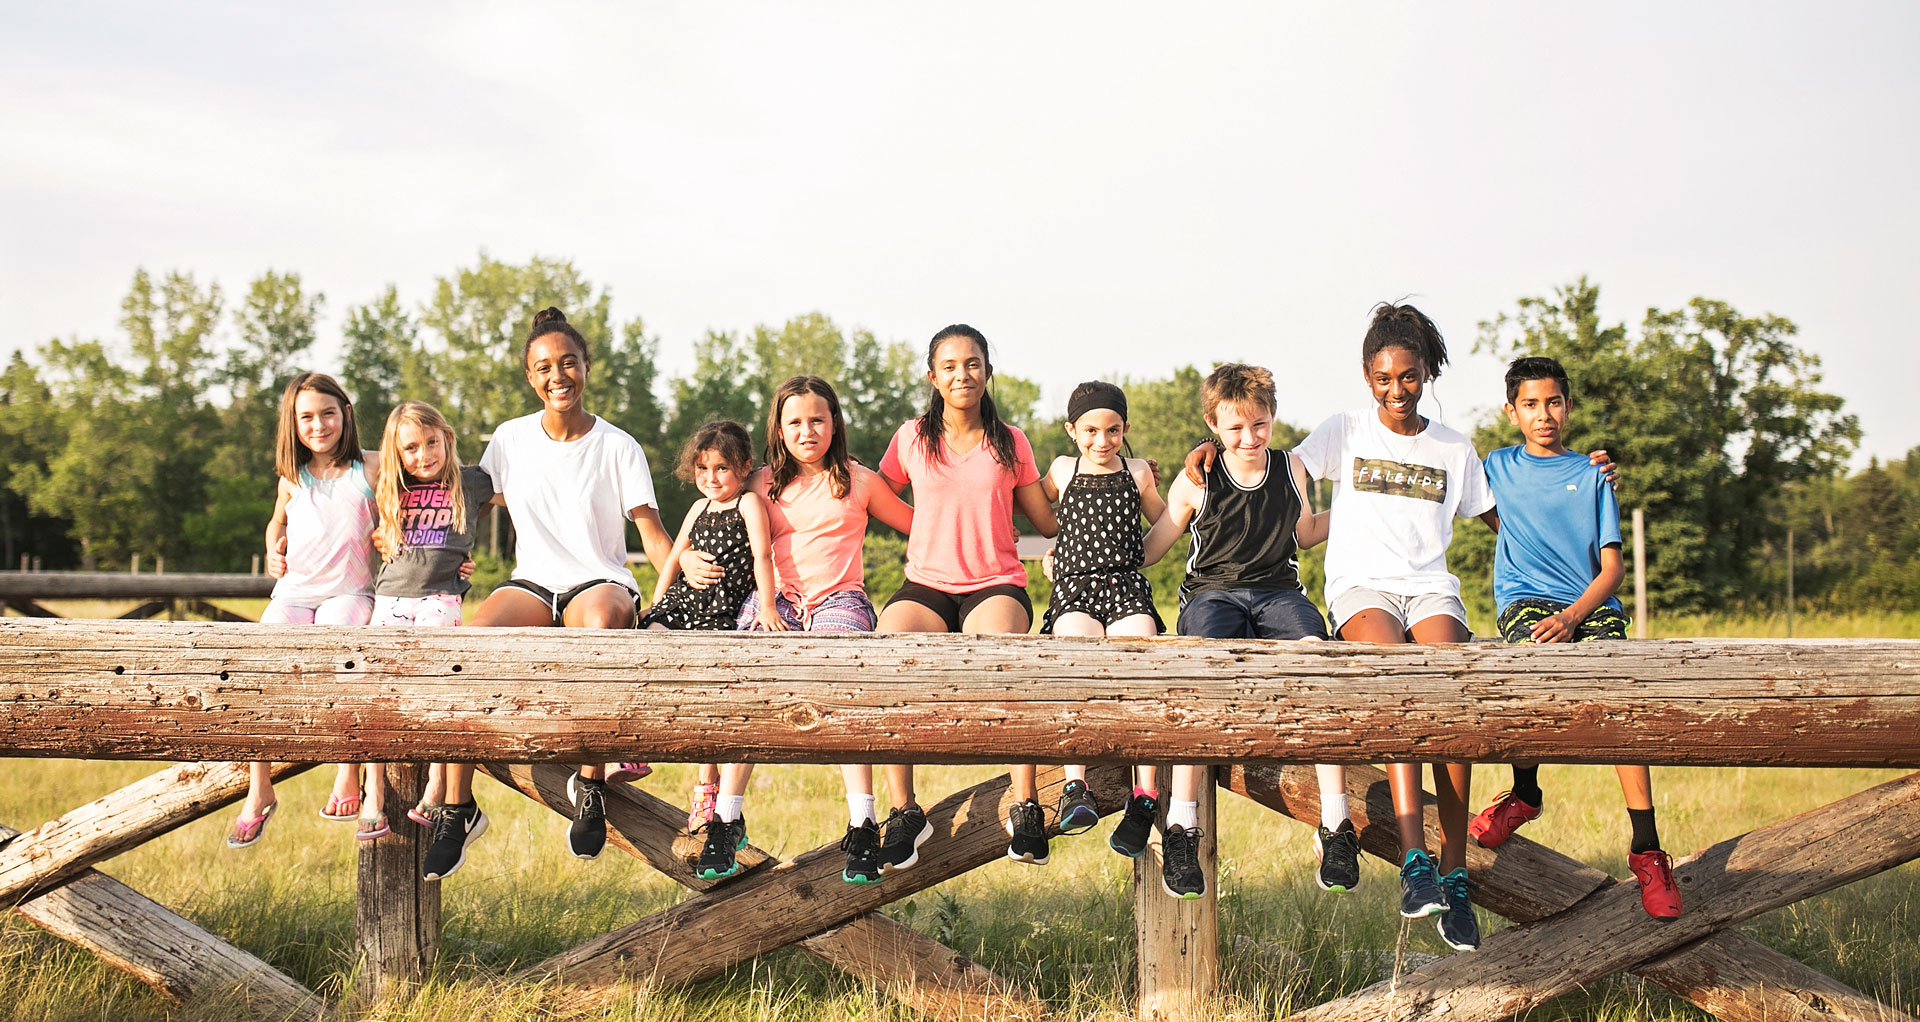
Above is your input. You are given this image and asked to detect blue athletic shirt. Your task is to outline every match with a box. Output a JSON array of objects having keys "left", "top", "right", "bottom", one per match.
[{"left": 1485, "top": 447, "right": 1623, "bottom": 612}]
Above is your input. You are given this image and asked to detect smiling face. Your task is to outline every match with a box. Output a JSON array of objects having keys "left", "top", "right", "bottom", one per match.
[
  {"left": 395, "top": 421, "right": 448, "bottom": 481},
  {"left": 1505, "top": 377, "right": 1571, "bottom": 455},
  {"left": 927, "top": 336, "right": 989, "bottom": 412},
  {"left": 293, "top": 389, "right": 345, "bottom": 459},
  {"left": 1205, "top": 399, "right": 1274, "bottom": 467},
  {"left": 1067, "top": 408, "right": 1128, "bottom": 468},
  {"left": 692, "top": 449, "right": 745, "bottom": 502},
  {"left": 1366, "top": 346, "right": 1427, "bottom": 430},
  {"left": 525, "top": 333, "right": 588, "bottom": 414},
  {"left": 780, "top": 392, "right": 834, "bottom": 467}
]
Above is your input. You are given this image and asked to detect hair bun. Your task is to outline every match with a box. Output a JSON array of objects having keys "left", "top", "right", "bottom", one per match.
[{"left": 532, "top": 306, "right": 568, "bottom": 327}]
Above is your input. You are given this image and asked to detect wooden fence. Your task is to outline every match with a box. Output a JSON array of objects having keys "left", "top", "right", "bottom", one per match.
[
  {"left": 0, "top": 618, "right": 1916, "bottom": 1021},
  {"left": 0, "top": 571, "right": 272, "bottom": 621}
]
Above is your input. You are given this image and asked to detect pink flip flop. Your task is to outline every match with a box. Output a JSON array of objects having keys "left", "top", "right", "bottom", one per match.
[
  {"left": 226, "top": 803, "right": 278, "bottom": 850},
  {"left": 408, "top": 801, "right": 441, "bottom": 828},
  {"left": 320, "top": 791, "right": 362, "bottom": 821},
  {"left": 607, "top": 762, "right": 653, "bottom": 784}
]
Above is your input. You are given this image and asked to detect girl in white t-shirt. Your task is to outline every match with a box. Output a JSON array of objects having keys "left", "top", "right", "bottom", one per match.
[
  {"left": 1294, "top": 302, "right": 1497, "bottom": 953},
  {"left": 462, "top": 307, "right": 675, "bottom": 864}
]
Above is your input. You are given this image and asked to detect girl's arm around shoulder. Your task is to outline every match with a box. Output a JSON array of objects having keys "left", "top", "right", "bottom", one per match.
[
  {"left": 1128, "top": 457, "right": 1167, "bottom": 525},
  {"left": 1014, "top": 480, "right": 1058, "bottom": 539},
  {"left": 652, "top": 499, "right": 707, "bottom": 603},
  {"left": 738, "top": 492, "right": 789, "bottom": 632},
  {"left": 857, "top": 464, "right": 915, "bottom": 535},
  {"left": 362, "top": 451, "right": 380, "bottom": 490},
  {"left": 1142, "top": 472, "right": 1202, "bottom": 566},
  {"left": 1288, "top": 453, "right": 1332, "bottom": 550},
  {"left": 264, "top": 477, "right": 295, "bottom": 578},
  {"left": 746, "top": 466, "right": 772, "bottom": 499}
]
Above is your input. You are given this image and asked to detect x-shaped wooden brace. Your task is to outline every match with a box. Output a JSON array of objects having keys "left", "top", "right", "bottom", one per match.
[
  {"left": 1225, "top": 763, "right": 1920, "bottom": 1022},
  {"left": 0, "top": 761, "right": 323, "bottom": 1021},
  {"left": 483, "top": 763, "right": 1132, "bottom": 1018}
]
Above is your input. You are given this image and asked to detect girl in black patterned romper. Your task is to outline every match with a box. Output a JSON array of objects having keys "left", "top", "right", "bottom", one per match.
[
  {"left": 643, "top": 421, "right": 784, "bottom": 633},
  {"left": 1035, "top": 382, "right": 1171, "bottom": 866}
]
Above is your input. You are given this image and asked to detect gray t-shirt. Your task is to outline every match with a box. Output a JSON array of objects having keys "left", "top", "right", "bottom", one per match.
[{"left": 375, "top": 466, "right": 495, "bottom": 598}]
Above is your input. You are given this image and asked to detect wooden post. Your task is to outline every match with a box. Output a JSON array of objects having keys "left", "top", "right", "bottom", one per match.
[
  {"left": 1786, "top": 528, "right": 1795, "bottom": 638},
  {"left": 489, "top": 504, "right": 500, "bottom": 558},
  {"left": 355, "top": 763, "right": 440, "bottom": 1000},
  {"left": 252, "top": 554, "right": 261, "bottom": 576},
  {"left": 16, "top": 555, "right": 25, "bottom": 572},
  {"left": 1134, "top": 766, "right": 1217, "bottom": 1021},
  {"left": 155, "top": 556, "right": 164, "bottom": 575},
  {"left": 1632, "top": 508, "right": 1648, "bottom": 638},
  {"left": 32, "top": 556, "right": 42, "bottom": 572},
  {"left": 130, "top": 554, "right": 140, "bottom": 575}
]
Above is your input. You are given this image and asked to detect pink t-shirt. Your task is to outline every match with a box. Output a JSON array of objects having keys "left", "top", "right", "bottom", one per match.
[
  {"left": 761, "top": 466, "right": 873, "bottom": 613},
  {"left": 879, "top": 420, "right": 1039, "bottom": 592}
]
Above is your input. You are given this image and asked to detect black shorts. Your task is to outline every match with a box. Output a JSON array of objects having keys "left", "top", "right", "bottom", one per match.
[
  {"left": 884, "top": 580, "right": 1033, "bottom": 632},
  {"left": 497, "top": 578, "right": 638, "bottom": 627},
  {"left": 1497, "top": 598, "right": 1630, "bottom": 643}
]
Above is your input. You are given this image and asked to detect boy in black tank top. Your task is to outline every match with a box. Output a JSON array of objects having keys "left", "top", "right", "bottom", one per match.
[{"left": 1144, "top": 364, "right": 1364, "bottom": 897}]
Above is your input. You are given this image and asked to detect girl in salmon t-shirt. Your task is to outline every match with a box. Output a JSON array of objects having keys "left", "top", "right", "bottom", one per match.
[{"left": 876, "top": 325, "right": 1058, "bottom": 871}]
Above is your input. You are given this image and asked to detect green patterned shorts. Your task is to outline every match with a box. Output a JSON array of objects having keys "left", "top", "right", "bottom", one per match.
[{"left": 1497, "top": 598, "right": 1631, "bottom": 644}]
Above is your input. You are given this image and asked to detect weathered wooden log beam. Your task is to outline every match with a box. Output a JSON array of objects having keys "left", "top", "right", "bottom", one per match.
[
  {"left": 1286, "top": 770, "right": 1920, "bottom": 1022},
  {"left": 483, "top": 763, "right": 1047, "bottom": 1021},
  {"left": 2, "top": 620, "right": 1915, "bottom": 767},
  {"left": 2, "top": 823, "right": 324, "bottom": 1020},
  {"left": 0, "top": 761, "right": 313, "bottom": 905},
  {"left": 512, "top": 765, "right": 1129, "bottom": 1008},
  {"left": 0, "top": 572, "right": 274, "bottom": 600},
  {"left": 1224, "top": 763, "right": 1908, "bottom": 1022}
]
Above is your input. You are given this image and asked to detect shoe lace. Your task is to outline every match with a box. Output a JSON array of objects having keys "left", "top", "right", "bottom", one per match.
[
  {"left": 881, "top": 806, "right": 917, "bottom": 845},
  {"left": 576, "top": 783, "right": 605, "bottom": 821},
  {"left": 1013, "top": 801, "right": 1043, "bottom": 832},
  {"left": 1166, "top": 828, "right": 1201, "bottom": 872},
  {"left": 1327, "top": 825, "right": 1360, "bottom": 858},
  {"left": 1441, "top": 869, "right": 1475, "bottom": 902},
  {"left": 1124, "top": 797, "right": 1157, "bottom": 826},
  {"left": 841, "top": 824, "right": 879, "bottom": 858},
  {"left": 429, "top": 807, "right": 463, "bottom": 847}
]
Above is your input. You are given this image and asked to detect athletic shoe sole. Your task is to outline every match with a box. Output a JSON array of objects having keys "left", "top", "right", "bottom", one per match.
[
  {"left": 1436, "top": 918, "right": 1480, "bottom": 952},
  {"left": 1401, "top": 901, "right": 1445, "bottom": 919},
  {"left": 883, "top": 820, "right": 934, "bottom": 872},
  {"left": 1058, "top": 806, "right": 1100, "bottom": 835},
  {"left": 1161, "top": 878, "right": 1204, "bottom": 900},
  {"left": 842, "top": 870, "right": 883, "bottom": 884},
  {"left": 423, "top": 812, "right": 489, "bottom": 882}
]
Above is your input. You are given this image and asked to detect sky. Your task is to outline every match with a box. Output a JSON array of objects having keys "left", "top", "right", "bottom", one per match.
[{"left": 4, "top": 2, "right": 1917, "bottom": 463}]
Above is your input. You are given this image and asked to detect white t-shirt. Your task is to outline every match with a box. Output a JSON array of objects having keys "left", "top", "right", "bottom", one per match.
[
  {"left": 1294, "top": 408, "right": 1495, "bottom": 606},
  {"left": 480, "top": 413, "right": 656, "bottom": 594}
]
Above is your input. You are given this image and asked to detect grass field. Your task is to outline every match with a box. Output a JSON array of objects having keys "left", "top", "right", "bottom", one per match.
[{"left": 1, "top": 605, "right": 1915, "bottom": 1020}]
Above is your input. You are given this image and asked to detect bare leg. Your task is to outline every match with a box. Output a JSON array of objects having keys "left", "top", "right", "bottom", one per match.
[
  {"left": 1408, "top": 613, "right": 1472, "bottom": 870},
  {"left": 1136, "top": 765, "right": 1159, "bottom": 793},
  {"left": 719, "top": 763, "right": 755, "bottom": 798},
  {"left": 1617, "top": 764, "right": 1653, "bottom": 811},
  {"left": 1388, "top": 762, "right": 1427, "bottom": 855},
  {"left": 444, "top": 763, "right": 474, "bottom": 805},
  {"left": 1012, "top": 764, "right": 1038, "bottom": 802},
  {"left": 1170, "top": 764, "right": 1205, "bottom": 805},
  {"left": 884, "top": 764, "right": 915, "bottom": 810},
  {"left": 242, "top": 761, "right": 276, "bottom": 817}
]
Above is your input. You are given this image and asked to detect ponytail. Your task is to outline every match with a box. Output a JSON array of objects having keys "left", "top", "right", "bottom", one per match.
[{"left": 1361, "top": 301, "right": 1449, "bottom": 381}]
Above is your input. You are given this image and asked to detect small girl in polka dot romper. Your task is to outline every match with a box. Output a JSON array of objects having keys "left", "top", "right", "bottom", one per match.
[{"left": 642, "top": 420, "right": 784, "bottom": 633}]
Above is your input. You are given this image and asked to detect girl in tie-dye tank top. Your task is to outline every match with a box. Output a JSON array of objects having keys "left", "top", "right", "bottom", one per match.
[{"left": 228, "top": 373, "right": 378, "bottom": 851}]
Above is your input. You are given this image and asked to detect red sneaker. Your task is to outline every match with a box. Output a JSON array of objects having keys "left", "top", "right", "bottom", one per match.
[
  {"left": 1629, "top": 849, "right": 1683, "bottom": 920},
  {"left": 1468, "top": 790, "right": 1542, "bottom": 849}
]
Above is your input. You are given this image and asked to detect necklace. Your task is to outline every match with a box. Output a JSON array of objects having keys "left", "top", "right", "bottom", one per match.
[{"left": 1375, "top": 411, "right": 1427, "bottom": 465}]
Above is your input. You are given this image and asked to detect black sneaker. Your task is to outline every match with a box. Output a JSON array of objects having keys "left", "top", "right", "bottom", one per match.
[
  {"left": 1399, "top": 849, "right": 1445, "bottom": 918},
  {"left": 841, "top": 819, "right": 883, "bottom": 884},
  {"left": 1313, "top": 819, "right": 1361, "bottom": 893},
  {"left": 1056, "top": 780, "right": 1100, "bottom": 835},
  {"left": 1436, "top": 867, "right": 1481, "bottom": 951},
  {"left": 1109, "top": 793, "right": 1157, "bottom": 858},
  {"left": 1006, "top": 799, "right": 1049, "bottom": 865},
  {"left": 696, "top": 814, "right": 748, "bottom": 880},
  {"left": 879, "top": 804, "right": 932, "bottom": 871},
  {"left": 566, "top": 772, "right": 608, "bottom": 860},
  {"left": 421, "top": 802, "right": 487, "bottom": 881},
  {"left": 1161, "top": 824, "right": 1205, "bottom": 899}
]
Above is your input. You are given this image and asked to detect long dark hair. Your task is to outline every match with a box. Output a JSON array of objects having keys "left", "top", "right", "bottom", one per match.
[
  {"left": 765, "top": 375, "right": 852, "bottom": 500},
  {"left": 274, "top": 372, "right": 361, "bottom": 482},
  {"left": 1361, "top": 301, "right": 1449, "bottom": 381},
  {"left": 916, "top": 324, "right": 1019, "bottom": 470}
]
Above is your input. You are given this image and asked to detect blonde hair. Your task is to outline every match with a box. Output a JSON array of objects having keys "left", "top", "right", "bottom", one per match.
[
  {"left": 1202, "top": 363, "right": 1277, "bottom": 421},
  {"left": 374, "top": 401, "right": 468, "bottom": 560}
]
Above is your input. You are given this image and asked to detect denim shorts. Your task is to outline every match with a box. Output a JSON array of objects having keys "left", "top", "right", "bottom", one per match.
[{"left": 1177, "top": 587, "right": 1328, "bottom": 640}]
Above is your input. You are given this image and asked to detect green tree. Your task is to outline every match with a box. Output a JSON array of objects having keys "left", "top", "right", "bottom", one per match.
[
  {"left": 340, "top": 284, "right": 423, "bottom": 439},
  {"left": 0, "top": 352, "right": 77, "bottom": 569},
  {"left": 1468, "top": 277, "right": 1859, "bottom": 615},
  {"left": 842, "top": 328, "right": 921, "bottom": 465}
]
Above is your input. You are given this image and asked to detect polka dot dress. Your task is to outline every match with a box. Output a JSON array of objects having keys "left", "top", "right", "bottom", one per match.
[
  {"left": 641, "top": 502, "right": 756, "bottom": 630},
  {"left": 1042, "top": 460, "right": 1163, "bottom": 632}
]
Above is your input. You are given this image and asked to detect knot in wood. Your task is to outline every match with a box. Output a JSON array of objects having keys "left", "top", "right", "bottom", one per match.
[{"left": 784, "top": 703, "right": 823, "bottom": 731}]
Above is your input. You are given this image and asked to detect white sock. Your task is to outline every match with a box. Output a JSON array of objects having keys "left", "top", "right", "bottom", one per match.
[
  {"left": 1167, "top": 800, "right": 1200, "bottom": 832},
  {"left": 1321, "top": 793, "right": 1349, "bottom": 831},
  {"left": 847, "top": 793, "right": 876, "bottom": 828},
  {"left": 717, "top": 794, "right": 745, "bottom": 823}
]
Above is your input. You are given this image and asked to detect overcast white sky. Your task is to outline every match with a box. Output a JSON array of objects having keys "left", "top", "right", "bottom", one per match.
[{"left": 4, "top": 3, "right": 1917, "bottom": 462}]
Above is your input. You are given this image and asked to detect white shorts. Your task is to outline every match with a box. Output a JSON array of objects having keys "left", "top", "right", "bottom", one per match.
[
  {"left": 372, "top": 593, "right": 464, "bottom": 628},
  {"left": 261, "top": 594, "right": 373, "bottom": 626},
  {"left": 1329, "top": 586, "right": 1468, "bottom": 636}
]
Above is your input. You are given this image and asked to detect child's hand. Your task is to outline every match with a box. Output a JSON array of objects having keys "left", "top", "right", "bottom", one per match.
[
  {"left": 1144, "top": 458, "right": 1161, "bottom": 482},
  {"left": 458, "top": 558, "right": 476, "bottom": 580},
  {"left": 1587, "top": 449, "right": 1619, "bottom": 485},
  {"left": 266, "top": 536, "right": 288, "bottom": 579},
  {"left": 1529, "top": 611, "right": 1580, "bottom": 643},
  {"left": 680, "top": 550, "right": 724, "bottom": 589},
  {"left": 1182, "top": 440, "right": 1218, "bottom": 486},
  {"left": 756, "top": 606, "right": 791, "bottom": 632},
  {"left": 1040, "top": 548, "right": 1056, "bottom": 582}
]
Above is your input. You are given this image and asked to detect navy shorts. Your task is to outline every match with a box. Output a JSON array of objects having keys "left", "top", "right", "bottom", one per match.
[{"left": 1177, "top": 587, "right": 1329, "bottom": 640}]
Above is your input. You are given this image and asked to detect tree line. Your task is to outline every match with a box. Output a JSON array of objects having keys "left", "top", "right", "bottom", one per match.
[{"left": 0, "top": 258, "right": 1906, "bottom": 616}]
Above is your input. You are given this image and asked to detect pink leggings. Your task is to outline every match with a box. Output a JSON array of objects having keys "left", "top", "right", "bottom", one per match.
[{"left": 261, "top": 594, "right": 373, "bottom": 625}]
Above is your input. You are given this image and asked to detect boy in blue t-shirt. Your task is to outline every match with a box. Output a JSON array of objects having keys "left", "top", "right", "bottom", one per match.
[{"left": 1468, "top": 357, "right": 1682, "bottom": 922}]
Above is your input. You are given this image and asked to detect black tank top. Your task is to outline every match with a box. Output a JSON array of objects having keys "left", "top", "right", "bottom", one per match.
[
  {"left": 1182, "top": 450, "right": 1304, "bottom": 598},
  {"left": 1054, "top": 459, "right": 1145, "bottom": 576}
]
